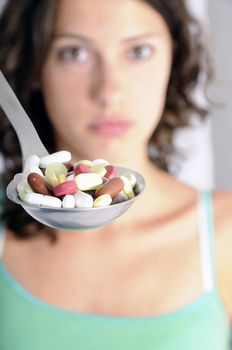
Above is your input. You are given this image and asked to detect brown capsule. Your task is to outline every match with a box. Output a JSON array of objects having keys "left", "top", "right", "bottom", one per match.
[
  {"left": 27, "top": 173, "right": 51, "bottom": 195},
  {"left": 95, "top": 177, "right": 124, "bottom": 198}
]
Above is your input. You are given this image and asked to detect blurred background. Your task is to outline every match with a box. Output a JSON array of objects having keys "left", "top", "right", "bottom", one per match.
[{"left": 0, "top": 0, "right": 231, "bottom": 190}]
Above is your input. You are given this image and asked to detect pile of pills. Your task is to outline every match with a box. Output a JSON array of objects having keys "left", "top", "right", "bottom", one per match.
[{"left": 17, "top": 151, "right": 140, "bottom": 209}]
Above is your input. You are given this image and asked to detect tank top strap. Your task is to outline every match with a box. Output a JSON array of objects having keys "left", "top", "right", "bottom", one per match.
[{"left": 198, "top": 190, "right": 216, "bottom": 293}]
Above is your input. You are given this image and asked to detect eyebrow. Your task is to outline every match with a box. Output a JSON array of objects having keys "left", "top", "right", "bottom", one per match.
[{"left": 53, "top": 31, "right": 161, "bottom": 44}]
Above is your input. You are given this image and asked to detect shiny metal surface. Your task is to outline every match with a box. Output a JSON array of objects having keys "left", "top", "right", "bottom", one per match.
[{"left": 6, "top": 167, "right": 145, "bottom": 230}]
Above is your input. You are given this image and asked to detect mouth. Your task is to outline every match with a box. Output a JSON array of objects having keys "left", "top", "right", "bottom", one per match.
[{"left": 88, "top": 118, "right": 133, "bottom": 137}]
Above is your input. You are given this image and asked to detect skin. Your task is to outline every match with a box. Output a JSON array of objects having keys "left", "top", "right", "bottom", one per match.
[
  {"left": 40, "top": 0, "right": 173, "bottom": 168},
  {"left": 3, "top": 0, "right": 232, "bottom": 319}
]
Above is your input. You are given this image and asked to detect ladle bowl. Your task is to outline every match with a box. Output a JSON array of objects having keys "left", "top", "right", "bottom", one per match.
[{"left": 6, "top": 167, "right": 145, "bottom": 230}]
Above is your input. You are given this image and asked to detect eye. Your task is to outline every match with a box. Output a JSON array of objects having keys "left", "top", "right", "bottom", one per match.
[
  {"left": 127, "top": 44, "right": 154, "bottom": 61},
  {"left": 57, "top": 46, "right": 89, "bottom": 63}
]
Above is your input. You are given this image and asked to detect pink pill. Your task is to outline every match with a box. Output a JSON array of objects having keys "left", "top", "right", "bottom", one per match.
[
  {"left": 74, "top": 164, "right": 92, "bottom": 175},
  {"left": 53, "top": 180, "right": 77, "bottom": 197},
  {"left": 104, "top": 165, "right": 117, "bottom": 179}
]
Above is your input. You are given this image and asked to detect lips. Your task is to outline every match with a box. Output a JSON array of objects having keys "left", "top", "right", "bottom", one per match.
[{"left": 88, "top": 118, "right": 133, "bottom": 137}]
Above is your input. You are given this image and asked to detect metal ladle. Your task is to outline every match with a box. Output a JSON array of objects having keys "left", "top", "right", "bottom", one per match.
[{"left": 0, "top": 71, "right": 145, "bottom": 230}]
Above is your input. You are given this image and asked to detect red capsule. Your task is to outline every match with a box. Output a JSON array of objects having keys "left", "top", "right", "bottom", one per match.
[
  {"left": 74, "top": 164, "right": 92, "bottom": 175},
  {"left": 104, "top": 165, "right": 117, "bottom": 179},
  {"left": 53, "top": 180, "right": 77, "bottom": 197}
]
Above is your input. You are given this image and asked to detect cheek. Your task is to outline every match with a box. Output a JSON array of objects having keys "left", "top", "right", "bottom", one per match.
[
  {"left": 40, "top": 62, "right": 89, "bottom": 126},
  {"left": 131, "top": 71, "right": 170, "bottom": 134}
]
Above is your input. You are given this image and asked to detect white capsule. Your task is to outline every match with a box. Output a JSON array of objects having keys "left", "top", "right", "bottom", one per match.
[
  {"left": 40, "top": 195, "right": 62, "bottom": 208},
  {"left": 62, "top": 195, "right": 76, "bottom": 208},
  {"left": 24, "top": 165, "right": 44, "bottom": 177},
  {"left": 24, "top": 193, "right": 44, "bottom": 205},
  {"left": 39, "top": 154, "right": 57, "bottom": 168},
  {"left": 74, "top": 191, "right": 93, "bottom": 208},
  {"left": 122, "top": 172, "right": 137, "bottom": 188},
  {"left": 75, "top": 173, "right": 103, "bottom": 191},
  {"left": 66, "top": 173, "right": 75, "bottom": 181},
  {"left": 93, "top": 194, "right": 112, "bottom": 207},
  {"left": 120, "top": 175, "right": 135, "bottom": 199},
  {"left": 23, "top": 155, "right": 40, "bottom": 173},
  {"left": 17, "top": 180, "right": 33, "bottom": 201},
  {"left": 53, "top": 150, "right": 72, "bottom": 163},
  {"left": 92, "top": 159, "right": 110, "bottom": 166},
  {"left": 39, "top": 150, "right": 71, "bottom": 168}
]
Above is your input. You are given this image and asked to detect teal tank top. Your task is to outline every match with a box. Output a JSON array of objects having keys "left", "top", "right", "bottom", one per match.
[{"left": 0, "top": 192, "right": 231, "bottom": 349}]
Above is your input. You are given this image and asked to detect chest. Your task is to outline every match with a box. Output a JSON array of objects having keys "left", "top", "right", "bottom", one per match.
[{"left": 3, "top": 230, "right": 203, "bottom": 317}]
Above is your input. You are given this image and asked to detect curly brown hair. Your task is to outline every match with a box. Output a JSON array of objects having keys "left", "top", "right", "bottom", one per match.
[{"left": 0, "top": 0, "right": 211, "bottom": 240}]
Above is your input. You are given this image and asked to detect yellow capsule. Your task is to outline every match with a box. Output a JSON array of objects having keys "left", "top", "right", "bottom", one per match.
[
  {"left": 93, "top": 194, "right": 112, "bottom": 207},
  {"left": 90, "top": 164, "right": 107, "bottom": 177},
  {"left": 120, "top": 175, "right": 135, "bottom": 199},
  {"left": 45, "top": 162, "right": 68, "bottom": 188}
]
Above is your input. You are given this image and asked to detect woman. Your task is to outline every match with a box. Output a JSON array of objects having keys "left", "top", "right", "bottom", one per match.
[{"left": 0, "top": 0, "right": 231, "bottom": 349}]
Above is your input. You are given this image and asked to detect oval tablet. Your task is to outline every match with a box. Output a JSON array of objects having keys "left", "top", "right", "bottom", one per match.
[
  {"left": 95, "top": 177, "right": 124, "bottom": 198},
  {"left": 93, "top": 194, "right": 112, "bottom": 207},
  {"left": 23, "top": 155, "right": 40, "bottom": 172},
  {"left": 104, "top": 165, "right": 117, "bottom": 179},
  {"left": 90, "top": 164, "right": 107, "bottom": 177},
  {"left": 40, "top": 195, "right": 62, "bottom": 208},
  {"left": 40, "top": 151, "right": 71, "bottom": 168},
  {"left": 27, "top": 173, "right": 50, "bottom": 195},
  {"left": 120, "top": 175, "right": 135, "bottom": 199},
  {"left": 24, "top": 193, "right": 44, "bottom": 205},
  {"left": 74, "top": 163, "right": 92, "bottom": 175},
  {"left": 45, "top": 163, "right": 68, "bottom": 187},
  {"left": 62, "top": 195, "right": 75, "bottom": 208},
  {"left": 53, "top": 180, "right": 77, "bottom": 197},
  {"left": 17, "top": 180, "right": 33, "bottom": 201},
  {"left": 75, "top": 173, "right": 103, "bottom": 191},
  {"left": 74, "top": 191, "right": 94, "bottom": 208}
]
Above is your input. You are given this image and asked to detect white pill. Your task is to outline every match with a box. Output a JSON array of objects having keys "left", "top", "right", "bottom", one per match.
[
  {"left": 24, "top": 193, "right": 44, "bottom": 205},
  {"left": 40, "top": 195, "right": 62, "bottom": 208},
  {"left": 75, "top": 173, "right": 103, "bottom": 191},
  {"left": 40, "top": 150, "right": 71, "bottom": 168},
  {"left": 39, "top": 154, "right": 57, "bottom": 168},
  {"left": 62, "top": 195, "right": 76, "bottom": 208},
  {"left": 90, "top": 164, "right": 107, "bottom": 177},
  {"left": 92, "top": 159, "right": 110, "bottom": 166},
  {"left": 53, "top": 150, "right": 71, "bottom": 163},
  {"left": 74, "top": 191, "right": 93, "bottom": 208},
  {"left": 23, "top": 155, "right": 40, "bottom": 172},
  {"left": 66, "top": 173, "right": 75, "bottom": 181},
  {"left": 93, "top": 194, "right": 112, "bottom": 207},
  {"left": 122, "top": 172, "right": 137, "bottom": 188},
  {"left": 17, "top": 180, "right": 33, "bottom": 201},
  {"left": 120, "top": 175, "right": 135, "bottom": 199},
  {"left": 24, "top": 165, "right": 44, "bottom": 177}
]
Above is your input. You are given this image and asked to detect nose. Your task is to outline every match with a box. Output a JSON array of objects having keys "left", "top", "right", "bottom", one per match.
[{"left": 90, "top": 58, "right": 125, "bottom": 107}]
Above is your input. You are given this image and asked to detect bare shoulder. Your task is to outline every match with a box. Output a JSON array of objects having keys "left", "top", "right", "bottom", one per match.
[
  {"left": 213, "top": 190, "right": 232, "bottom": 234},
  {"left": 213, "top": 191, "right": 232, "bottom": 315},
  {"left": 213, "top": 190, "right": 232, "bottom": 258}
]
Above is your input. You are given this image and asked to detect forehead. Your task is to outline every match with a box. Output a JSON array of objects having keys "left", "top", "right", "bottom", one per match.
[{"left": 54, "top": 0, "right": 170, "bottom": 40}]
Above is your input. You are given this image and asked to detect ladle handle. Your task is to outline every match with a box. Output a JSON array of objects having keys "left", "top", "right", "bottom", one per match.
[{"left": 0, "top": 70, "right": 48, "bottom": 165}]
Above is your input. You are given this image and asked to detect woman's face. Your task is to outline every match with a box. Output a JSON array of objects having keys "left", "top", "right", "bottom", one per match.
[{"left": 41, "top": 0, "right": 173, "bottom": 166}]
